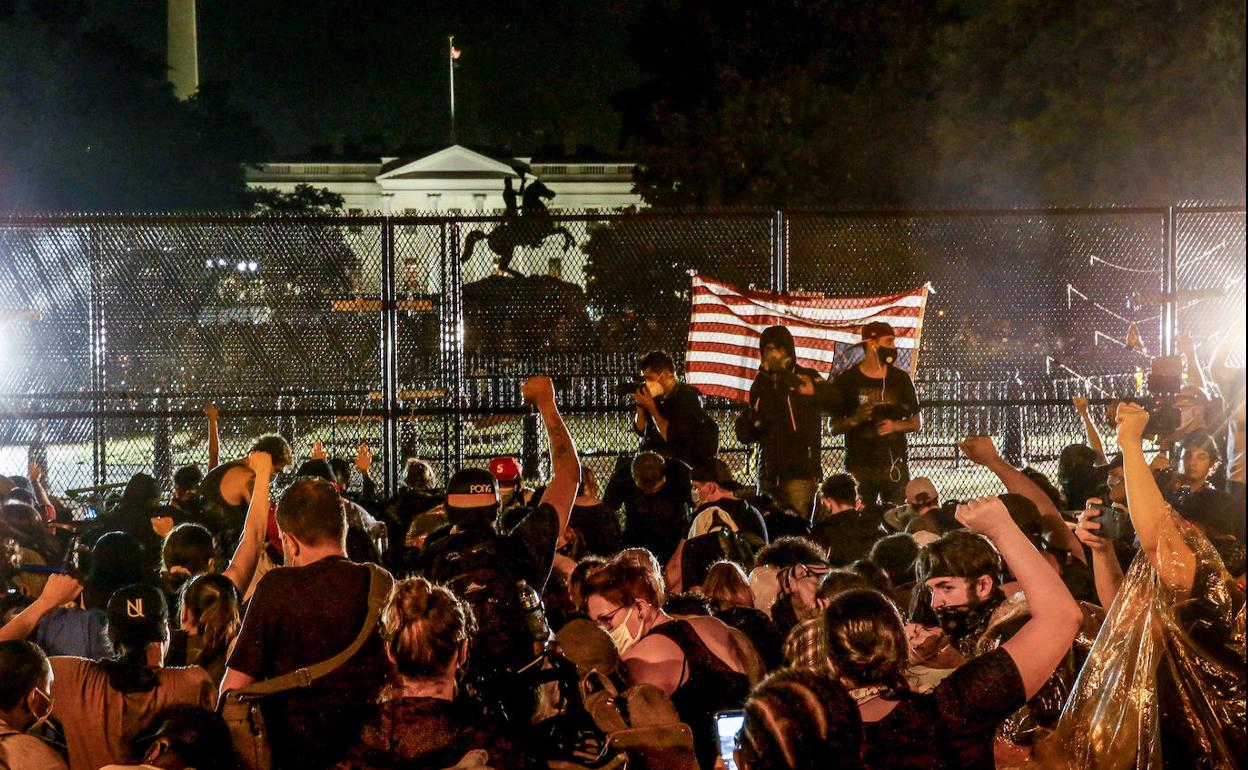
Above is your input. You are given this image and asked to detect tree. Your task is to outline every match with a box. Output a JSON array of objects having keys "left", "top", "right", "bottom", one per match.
[
  {"left": 0, "top": 2, "right": 271, "bottom": 212},
  {"left": 930, "top": 0, "right": 1246, "bottom": 204},
  {"left": 616, "top": 0, "right": 946, "bottom": 208},
  {"left": 246, "top": 184, "right": 345, "bottom": 213},
  {"left": 618, "top": 0, "right": 1246, "bottom": 208}
]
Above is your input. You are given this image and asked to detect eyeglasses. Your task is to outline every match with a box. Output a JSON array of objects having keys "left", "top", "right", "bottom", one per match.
[{"left": 594, "top": 605, "right": 627, "bottom": 630}]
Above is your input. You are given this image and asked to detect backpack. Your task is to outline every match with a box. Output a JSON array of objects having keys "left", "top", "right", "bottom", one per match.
[
  {"left": 423, "top": 530, "right": 547, "bottom": 673},
  {"left": 580, "top": 671, "right": 699, "bottom": 770},
  {"left": 681, "top": 506, "right": 758, "bottom": 589}
]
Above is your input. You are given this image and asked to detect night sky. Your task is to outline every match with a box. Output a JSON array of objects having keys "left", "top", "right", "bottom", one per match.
[{"left": 92, "top": 0, "right": 641, "bottom": 158}]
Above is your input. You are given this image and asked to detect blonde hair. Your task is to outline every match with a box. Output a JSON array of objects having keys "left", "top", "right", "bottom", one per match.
[
  {"left": 383, "top": 578, "right": 475, "bottom": 679},
  {"left": 702, "top": 560, "right": 753, "bottom": 609}
]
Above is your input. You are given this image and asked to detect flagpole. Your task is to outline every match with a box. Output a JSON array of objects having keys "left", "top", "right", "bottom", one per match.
[{"left": 448, "top": 35, "right": 456, "bottom": 144}]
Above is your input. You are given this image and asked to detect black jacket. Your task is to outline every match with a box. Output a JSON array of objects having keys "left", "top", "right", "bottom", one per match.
[{"left": 735, "top": 326, "right": 833, "bottom": 484}]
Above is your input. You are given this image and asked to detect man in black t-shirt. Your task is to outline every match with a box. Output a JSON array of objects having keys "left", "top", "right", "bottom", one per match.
[
  {"left": 632, "top": 350, "right": 716, "bottom": 467},
  {"left": 828, "top": 322, "right": 921, "bottom": 507},
  {"left": 810, "top": 473, "right": 883, "bottom": 567},
  {"left": 606, "top": 450, "right": 692, "bottom": 565},
  {"left": 221, "top": 477, "right": 393, "bottom": 770}
]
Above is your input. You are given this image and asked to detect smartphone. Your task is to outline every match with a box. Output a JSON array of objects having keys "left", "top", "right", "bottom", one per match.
[
  {"left": 1090, "top": 503, "right": 1133, "bottom": 541},
  {"left": 715, "top": 709, "right": 745, "bottom": 770}
]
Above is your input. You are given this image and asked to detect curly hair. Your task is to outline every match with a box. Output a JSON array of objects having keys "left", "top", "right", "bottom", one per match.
[
  {"left": 383, "top": 577, "right": 476, "bottom": 680},
  {"left": 914, "top": 529, "right": 1001, "bottom": 587},
  {"left": 822, "top": 588, "right": 910, "bottom": 699}
]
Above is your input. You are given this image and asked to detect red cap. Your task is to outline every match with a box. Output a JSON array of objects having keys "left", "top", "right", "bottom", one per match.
[{"left": 489, "top": 456, "right": 522, "bottom": 484}]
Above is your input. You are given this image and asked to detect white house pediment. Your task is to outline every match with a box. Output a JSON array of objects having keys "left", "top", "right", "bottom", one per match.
[{"left": 376, "top": 145, "right": 524, "bottom": 182}]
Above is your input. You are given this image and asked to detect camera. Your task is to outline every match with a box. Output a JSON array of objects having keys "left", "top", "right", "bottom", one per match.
[
  {"left": 613, "top": 376, "right": 645, "bottom": 397},
  {"left": 1141, "top": 356, "right": 1183, "bottom": 439},
  {"left": 1089, "top": 503, "right": 1134, "bottom": 541}
]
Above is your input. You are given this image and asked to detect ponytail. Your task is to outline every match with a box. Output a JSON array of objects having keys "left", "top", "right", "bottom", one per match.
[
  {"left": 100, "top": 645, "right": 160, "bottom": 693},
  {"left": 180, "top": 574, "right": 241, "bottom": 665}
]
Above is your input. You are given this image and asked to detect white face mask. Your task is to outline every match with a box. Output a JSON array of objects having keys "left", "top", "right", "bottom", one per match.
[
  {"left": 607, "top": 607, "right": 640, "bottom": 654},
  {"left": 645, "top": 380, "right": 665, "bottom": 399}
]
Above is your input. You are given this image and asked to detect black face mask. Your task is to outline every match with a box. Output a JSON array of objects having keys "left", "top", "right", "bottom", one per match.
[
  {"left": 932, "top": 594, "right": 1000, "bottom": 642},
  {"left": 877, "top": 346, "right": 899, "bottom": 367}
]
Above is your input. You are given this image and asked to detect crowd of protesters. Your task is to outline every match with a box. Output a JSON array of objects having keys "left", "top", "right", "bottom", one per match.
[{"left": 0, "top": 321, "right": 1243, "bottom": 770}]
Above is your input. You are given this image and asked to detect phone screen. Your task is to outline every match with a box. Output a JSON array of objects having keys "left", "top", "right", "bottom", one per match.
[{"left": 715, "top": 710, "right": 745, "bottom": 770}]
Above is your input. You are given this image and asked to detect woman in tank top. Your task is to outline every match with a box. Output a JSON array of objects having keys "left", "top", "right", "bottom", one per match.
[{"left": 583, "top": 556, "right": 763, "bottom": 769}]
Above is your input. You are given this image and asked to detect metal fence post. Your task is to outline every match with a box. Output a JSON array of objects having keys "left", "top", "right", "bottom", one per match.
[
  {"left": 439, "top": 219, "right": 465, "bottom": 473},
  {"left": 88, "top": 224, "right": 106, "bottom": 486},
  {"left": 153, "top": 394, "right": 172, "bottom": 484},
  {"left": 770, "top": 210, "right": 789, "bottom": 293},
  {"left": 1161, "top": 206, "right": 1177, "bottom": 356},
  {"left": 521, "top": 412, "right": 541, "bottom": 481},
  {"left": 1003, "top": 374, "right": 1024, "bottom": 466},
  {"left": 380, "top": 216, "right": 399, "bottom": 497}
]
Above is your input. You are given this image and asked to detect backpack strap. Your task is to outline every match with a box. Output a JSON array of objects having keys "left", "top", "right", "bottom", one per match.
[{"left": 232, "top": 563, "right": 393, "bottom": 699}]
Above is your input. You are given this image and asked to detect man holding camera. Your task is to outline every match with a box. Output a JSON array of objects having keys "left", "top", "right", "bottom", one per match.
[
  {"left": 828, "top": 322, "right": 922, "bottom": 507},
  {"left": 631, "top": 350, "right": 716, "bottom": 467},
  {"left": 735, "top": 325, "right": 833, "bottom": 518}
]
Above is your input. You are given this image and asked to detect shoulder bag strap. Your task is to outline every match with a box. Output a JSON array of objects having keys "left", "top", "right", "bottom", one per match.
[{"left": 232, "top": 563, "right": 394, "bottom": 699}]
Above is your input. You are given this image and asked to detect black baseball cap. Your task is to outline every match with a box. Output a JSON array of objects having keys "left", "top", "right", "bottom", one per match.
[
  {"left": 690, "top": 458, "right": 744, "bottom": 491},
  {"left": 861, "top": 321, "right": 896, "bottom": 340},
  {"left": 1095, "top": 452, "right": 1124, "bottom": 472},
  {"left": 446, "top": 468, "right": 500, "bottom": 509},
  {"left": 106, "top": 584, "right": 169, "bottom": 646}
]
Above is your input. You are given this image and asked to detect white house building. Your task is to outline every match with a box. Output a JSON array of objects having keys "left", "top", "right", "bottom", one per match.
[
  {"left": 246, "top": 144, "right": 645, "bottom": 289},
  {"left": 245, "top": 144, "right": 643, "bottom": 216}
]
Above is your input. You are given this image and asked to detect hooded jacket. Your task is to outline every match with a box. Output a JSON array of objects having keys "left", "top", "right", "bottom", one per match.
[{"left": 736, "top": 326, "right": 833, "bottom": 484}]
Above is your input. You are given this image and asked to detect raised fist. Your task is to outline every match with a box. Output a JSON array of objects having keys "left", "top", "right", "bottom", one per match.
[
  {"left": 957, "top": 435, "right": 1001, "bottom": 466},
  {"left": 1115, "top": 401, "right": 1149, "bottom": 446},
  {"left": 247, "top": 450, "right": 274, "bottom": 478},
  {"left": 522, "top": 376, "right": 556, "bottom": 406},
  {"left": 954, "top": 495, "right": 1013, "bottom": 538}
]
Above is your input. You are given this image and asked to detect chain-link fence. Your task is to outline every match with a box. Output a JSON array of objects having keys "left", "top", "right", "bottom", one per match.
[{"left": 2, "top": 205, "right": 1242, "bottom": 502}]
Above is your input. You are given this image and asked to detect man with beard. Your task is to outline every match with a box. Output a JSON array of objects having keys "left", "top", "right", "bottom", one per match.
[
  {"left": 735, "top": 325, "right": 835, "bottom": 519},
  {"left": 917, "top": 524, "right": 1093, "bottom": 752}
]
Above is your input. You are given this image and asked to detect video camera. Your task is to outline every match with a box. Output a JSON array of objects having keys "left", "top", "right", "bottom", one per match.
[{"left": 613, "top": 376, "right": 646, "bottom": 397}]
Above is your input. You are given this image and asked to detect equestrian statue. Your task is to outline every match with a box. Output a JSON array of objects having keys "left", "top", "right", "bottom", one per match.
[{"left": 461, "top": 175, "right": 575, "bottom": 277}]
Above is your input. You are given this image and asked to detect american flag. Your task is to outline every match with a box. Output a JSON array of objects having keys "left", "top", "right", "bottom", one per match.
[{"left": 684, "top": 273, "right": 930, "bottom": 402}]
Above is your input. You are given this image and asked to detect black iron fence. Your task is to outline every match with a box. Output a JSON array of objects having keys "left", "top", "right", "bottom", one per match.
[{"left": 1, "top": 205, "right": 1242, "bottom": 500}]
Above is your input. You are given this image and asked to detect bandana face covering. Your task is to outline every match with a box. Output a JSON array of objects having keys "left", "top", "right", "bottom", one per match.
[{"left": 933, "top": 593, "right": 1001, "bottom": 644}]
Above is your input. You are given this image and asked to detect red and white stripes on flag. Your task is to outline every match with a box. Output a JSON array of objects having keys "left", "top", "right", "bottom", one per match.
[{"left": 684, "top": 273, "right": 930, "bottom": 403}]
